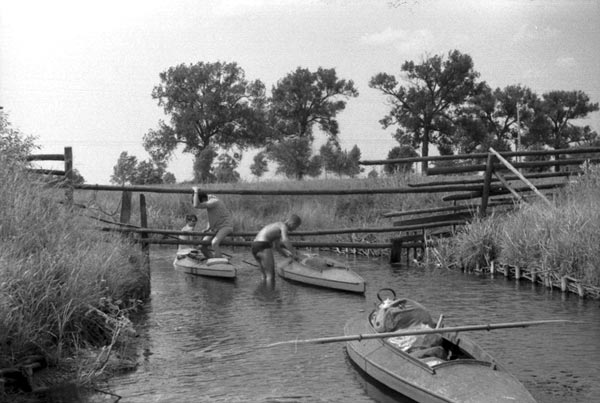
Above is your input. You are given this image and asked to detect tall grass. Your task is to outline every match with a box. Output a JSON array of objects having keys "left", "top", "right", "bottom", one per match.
[
  {"left": 431, "top": 164, "right": 600, "bottom": 287},
  {"left": 0, "top": 163, "right": 146, "bottom": 373}
]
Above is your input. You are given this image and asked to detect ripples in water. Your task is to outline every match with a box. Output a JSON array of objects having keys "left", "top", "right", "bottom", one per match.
[{"left": 41, "top": 249, "right": 600, "bottom": 403}]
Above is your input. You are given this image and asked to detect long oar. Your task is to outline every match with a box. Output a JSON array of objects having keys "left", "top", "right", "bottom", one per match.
[{"left": 264, "top": 319, "right": 571, "bottom": 348}]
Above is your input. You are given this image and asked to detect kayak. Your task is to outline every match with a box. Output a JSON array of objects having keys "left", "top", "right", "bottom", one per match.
[
  {"left": 276, "top": 255, "right": 366, "bottom": 293},
  {"left": 173, "top": 249, "right": 236, "bottom": 279},
  {"left": 345, "top": 292, "right": 537, "bottom": 403}
]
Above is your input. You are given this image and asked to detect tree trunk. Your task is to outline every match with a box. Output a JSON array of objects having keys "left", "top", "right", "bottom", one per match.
[{"left": 421, "top": 131, "right": 430, "bottom": 174}]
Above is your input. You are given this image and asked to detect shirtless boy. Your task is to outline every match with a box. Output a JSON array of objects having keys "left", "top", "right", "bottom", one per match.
[{"left": 251, "top": 214, "right": 302, "bottom": 282}]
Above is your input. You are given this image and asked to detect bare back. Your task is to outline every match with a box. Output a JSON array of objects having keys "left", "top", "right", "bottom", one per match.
[{"left": 254, "top": 222, "right": 288, "bottom": 243}]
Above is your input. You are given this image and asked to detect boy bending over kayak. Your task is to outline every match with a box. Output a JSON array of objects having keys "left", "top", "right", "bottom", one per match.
[{"left": 252, "top": 214, "right": 302, "bottom": 283}]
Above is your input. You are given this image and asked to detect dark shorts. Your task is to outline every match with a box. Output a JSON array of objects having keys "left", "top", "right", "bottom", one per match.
[{"left": 251, "top": 241, "right": 271, "bottom": 257}]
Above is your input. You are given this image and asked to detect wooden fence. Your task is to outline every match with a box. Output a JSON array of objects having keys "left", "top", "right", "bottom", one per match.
[
  {"left": 26, "top": 146, "right": 74, "bottom": 203},
  {"left": 26, "top": 146, "right": 600, "bottom": 261},
  {"left": 361, "top": 146, "right": 600, "bottom": 265}
]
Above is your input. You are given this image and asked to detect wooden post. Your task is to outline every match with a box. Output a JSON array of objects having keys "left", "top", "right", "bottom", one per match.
[
  {"left": 481, "top": 153, "right": 495, "bottom": 217},
  {"left": 515, "top": 266, "right": 521, "bottom": 280},
  {"left": 64, "top": 146, "right": 73, "bottom": 205},
  {"left": 390, "top": 238, "right": 403, "bottom": 265},
  {"left": 120, "top": 191, "right": 132, "bottom": 225},
  {"left": 560, "top": 276, "right": 568, "bottom": 292},
  {"left": 490, "top": 260, "right": 495, "bottom": 274},
  {"left": 139, "top": 194, "right": 151, "bottom": 298},
  {"left": 576, "top": 282, "right": 584, "bottom": 298}
]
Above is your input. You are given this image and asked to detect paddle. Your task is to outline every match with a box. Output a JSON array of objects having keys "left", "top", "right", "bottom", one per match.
[{"left": 264, "top": 319, "right": 571, "bottom": 348}]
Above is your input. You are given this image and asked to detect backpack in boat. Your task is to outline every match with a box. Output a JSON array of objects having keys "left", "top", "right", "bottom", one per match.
[{"left": 370, "top": 289, "right": 444, "bottom": 357}]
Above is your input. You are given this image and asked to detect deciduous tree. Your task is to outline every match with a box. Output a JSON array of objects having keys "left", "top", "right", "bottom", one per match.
[
  {"left": 267, "top": 67, "right": 358, "bottom": 178},
  {"left": 268, "top": 136, "right": 322, "bottom": 179},
  {"left": 110, "top": 151, "right": 138, "bottom": 185},
  {"left": 250, "top": 151, "right": 268, "bottom": 178},
  {"left": 384, "top": 145, "right": 419, "bottom": 175},
  {"left": 370, "top": 50, "right": 480, "bottom": 172},
  {"left": 526, "top": 90, "right": 599, "bottom": 150},
  {"left": 320, "top": 141, "right": 363, "bottom": 178},
  {"left": 143, "top": 61, "right": 268, "bottom": 180}
]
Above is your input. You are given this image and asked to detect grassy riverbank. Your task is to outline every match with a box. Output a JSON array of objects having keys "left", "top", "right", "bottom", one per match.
[
  {"left": 431, "top": 164, "right": 600, "bottom": 288},
  {"left": 0, "top": 163, "right": 147, "bottom": 398}
]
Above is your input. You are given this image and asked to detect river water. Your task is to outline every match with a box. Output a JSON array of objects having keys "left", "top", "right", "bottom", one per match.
[{"left": 46, "top": 248, "right": 599, "bottom": 403}]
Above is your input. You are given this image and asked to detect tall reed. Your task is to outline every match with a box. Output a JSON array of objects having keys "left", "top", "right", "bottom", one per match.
[
  {"left": 431, "top": 164, "right": 600, "bottom": 286},
  {"left": 0, "top": 163, "right": 145, "bottom": 371}
]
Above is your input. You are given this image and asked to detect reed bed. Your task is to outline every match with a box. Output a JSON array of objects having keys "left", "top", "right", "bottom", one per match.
[
  {"left": 0, "top": 163, "right": 146, "bottom": 392},
  {"left": 431, "top": 164, "right": 600, "bottom": 287}
]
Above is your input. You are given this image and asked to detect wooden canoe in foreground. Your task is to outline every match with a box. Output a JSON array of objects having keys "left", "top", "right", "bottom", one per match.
[
  {"left": 276, "top": 255, "right": 366, "bottom": 293},
  {"left": 173, "top": 250, "right": 237, "bottom": 279},
  {"left": 345, "top": 303, "right": 537, "bottom": 403}
]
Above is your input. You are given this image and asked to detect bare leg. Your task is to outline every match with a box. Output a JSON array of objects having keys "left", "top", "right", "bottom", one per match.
[
  {"left": 201, "top": 235, "right": 213, "bottom": 259},
  {"left": 255, "top": 248, "right": 275, "bottom": 283},
  {"left": 211, "top": 226, "right": 233, "bottom": 258}
]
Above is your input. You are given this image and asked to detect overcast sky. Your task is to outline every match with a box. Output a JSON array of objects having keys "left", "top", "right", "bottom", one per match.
[{"left": 2, "top": 0, "right": 599, "bottom": 184}]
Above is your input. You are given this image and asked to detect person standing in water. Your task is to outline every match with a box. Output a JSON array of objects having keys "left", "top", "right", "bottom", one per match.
[
  {"left": 251, "top": 214, "right": 302, "bottom": 283},
  {"left": 192, "top": 187, "right": 233, "bottom": 259}
]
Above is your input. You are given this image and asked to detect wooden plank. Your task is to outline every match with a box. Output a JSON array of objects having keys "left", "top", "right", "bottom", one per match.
[
  {"left": 407, "top": 169, "right": 580, "bottom": 187},
  {"left": 359, "top": 146, "right": 600, "bottom": 166},
  {"left": 493, "top": 171, "right": 524, "bottom": 202},
  {"left": 138, "top": 238, "right": 393, "bottom": 249},
  {"left": 393, "top": 212, "right": 473, "bottom": 227},
  {"left": 428, "top": 157, "right": 600, "bottom": 176},
  {"left": 75, "top": 183, "right": 485, "bottom": 195},
  {"left": 489, "top": 148, "right": 553, "bottom": 207},
  {"left": 26, "top": 154, "right": 65, "bottom": 161},
  {"left": 382, "top": 204, "right": 478, "bottom": 218},
  {"left": 26, "top": 169, "right": 66, "bottom": 175}
]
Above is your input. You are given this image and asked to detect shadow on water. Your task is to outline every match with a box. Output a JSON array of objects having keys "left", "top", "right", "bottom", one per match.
[{"left": 34, "top": 248, "right": 600, "bottom": 403}]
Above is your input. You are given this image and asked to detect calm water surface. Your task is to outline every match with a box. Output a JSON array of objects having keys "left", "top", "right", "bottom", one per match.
[{"left": 47, "top": 248, "right": 600, "bottom": 403}]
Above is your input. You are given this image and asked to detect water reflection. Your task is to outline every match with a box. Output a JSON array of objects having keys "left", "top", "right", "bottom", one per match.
[
  {"left": 253, "top": 280, "right": 282, "bottom": 303},
  {"left": 36, "top": 249, "right": 600, "bottom": 403}
]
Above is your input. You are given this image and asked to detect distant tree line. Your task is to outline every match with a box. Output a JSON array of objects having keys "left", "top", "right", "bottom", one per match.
[{"left": 111, "top": 49, "right": 598, "bottom": 184}]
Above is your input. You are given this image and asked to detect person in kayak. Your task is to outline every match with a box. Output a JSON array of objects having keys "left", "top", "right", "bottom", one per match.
[
  {"left": 178, "top": 214, "right": 198, "bottom": 254},
  {"left": 192, "top": 186, "right": 234, "bottom": 259},
  {"left": 252, "top": 214, "right": 302, "bottom": 283}
]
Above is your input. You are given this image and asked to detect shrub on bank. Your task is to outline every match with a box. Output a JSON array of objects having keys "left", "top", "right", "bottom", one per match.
[{"left": 0, "top": 163, "right": 147, "bottom": 391}]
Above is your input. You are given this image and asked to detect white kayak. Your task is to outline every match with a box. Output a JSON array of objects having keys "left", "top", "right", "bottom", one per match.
[
  {"left": 173, "top": 249, "right": 237, "bottom": 279},
  {"left": 276, "top": 255, "right": 366, "bottom": 293}
]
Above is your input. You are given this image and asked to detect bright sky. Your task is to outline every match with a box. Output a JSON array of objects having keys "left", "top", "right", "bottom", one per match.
[{"left": 1, "top": 0, "right": 599, "bottom": 184}]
